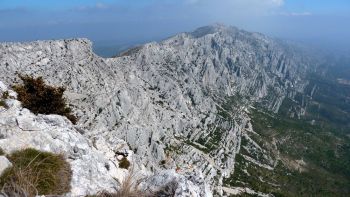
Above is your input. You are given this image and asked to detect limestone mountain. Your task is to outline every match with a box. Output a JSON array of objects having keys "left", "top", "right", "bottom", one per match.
[{"left": 0, "top": 24, "right": 349, "bottom": 196}]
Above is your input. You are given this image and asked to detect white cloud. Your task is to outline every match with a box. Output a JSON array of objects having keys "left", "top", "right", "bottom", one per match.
[
  {"left": 289, "top": 12, "right": 312, "bottom": 16},
  {"left": 95, "top": 3, "right": 108, "bottom": 9},
  {"left": 183, "top": 0, "right": 284, "bottom": 7},
  {"left": 181, "top": 0, "right": 285, "bottom": 16},
  {"left": 269, "top": 0, "right": 284, "bottom": 6},
  {"left": 274, "top": 11, "right": 312, "bottom": 16},
  {"left": 184, "top": 0, "right": 200, "bottom": 5},
  {"left": 75, "top": 2, "right": 109, "bottom": 11}
]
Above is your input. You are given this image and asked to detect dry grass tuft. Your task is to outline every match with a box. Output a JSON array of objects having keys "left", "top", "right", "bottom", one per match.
[
  {"left": 0, "top": 148, "right": 72, "bottom": 197},
  {"left": 13, "top": 74, "right": 77, "bottom": 124},
  {"left": 114, "top": 169, "right": 144, "bottom": 197},
  {"left": 88, "top": 167, "right": 149, "bottom": 197},
  {"left": 1, "top": 165, "right": 39, "bottom": 197}
]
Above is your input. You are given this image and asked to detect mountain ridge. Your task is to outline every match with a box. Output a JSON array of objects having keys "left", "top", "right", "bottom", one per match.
[{"left": 1, "top": 24, "right": 349, "bottom": 196}]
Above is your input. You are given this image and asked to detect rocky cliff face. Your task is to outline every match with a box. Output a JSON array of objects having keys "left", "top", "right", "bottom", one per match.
[{"left": 0, "top": 24, "right": 318, "bottom": 196}]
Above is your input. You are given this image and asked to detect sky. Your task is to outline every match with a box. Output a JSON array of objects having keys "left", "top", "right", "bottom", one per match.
[{"left": 0, "top": 0, "right": 350, "bottom": 56}]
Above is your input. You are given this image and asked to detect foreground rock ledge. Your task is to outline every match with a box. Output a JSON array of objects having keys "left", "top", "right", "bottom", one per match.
[{"left": 0, "top": 81, "right": 209, "bottom": 196}]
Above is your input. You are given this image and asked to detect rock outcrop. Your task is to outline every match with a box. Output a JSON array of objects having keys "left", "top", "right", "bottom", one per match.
[
  {"left": 0, "top": 81, "right": 208, "bottom": 196},
  {"left": 0, "top": 156, "right": 12, "bottom": 176},
  {"left": 0, "top": 81, "right": 125, "bottom": 196}
]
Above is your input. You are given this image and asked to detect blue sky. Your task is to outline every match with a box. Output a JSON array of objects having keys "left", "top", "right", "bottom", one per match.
[
  {"left": 1, "top": 0, "right": 348, "bottom": 14},
  {"left": 0, "top": 0, "right": 349, "bottom": 54}
]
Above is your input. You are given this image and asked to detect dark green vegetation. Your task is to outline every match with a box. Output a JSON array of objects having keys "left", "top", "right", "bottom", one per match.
[
  {"left": 224, "top": 109, "right": 350, "bottom": 196},
  {"left": 185, "top": 139, "right": 211, "bottom": 153},
  {"left": 224, "top": 103, "right": 350, "bottom": 196},
  {"left": 0, "top": 148, "right": 72, "bottom": 196},
  {"left": 0, "top": 90, "right": 9, "bottom": 108},
  {"left": 194, "top": 124, "right": 226, "bottom": 154},
  {"left": 223, "top": 62, "right": 350, "bottom": 196},
  {"left": 13, "top": 75, "right": 77, "bottom": 124},
  {"left": 303, "top": 74, "right": 350, "bottom": 133},
  {"left": 118, "top": 157, "right": 131, "bottom": 169},
  {"left": 0, "top": 147, "right": 4, "bottom": 155},
  {"left": 285, "top": 59, "right": 350, "bottom": 135},
  {"left": 0, "top": 100, "right": 6, "bottom": 108}
]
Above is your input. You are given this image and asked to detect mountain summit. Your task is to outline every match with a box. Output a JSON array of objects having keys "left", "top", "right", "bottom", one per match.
[{"left": 188, "top": 24, "right": 237, "bottom": 37}]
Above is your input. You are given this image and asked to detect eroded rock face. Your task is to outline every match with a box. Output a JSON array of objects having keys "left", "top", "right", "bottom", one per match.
[{"left": 0, "top": 25, "right": 317, "bottom": 195}]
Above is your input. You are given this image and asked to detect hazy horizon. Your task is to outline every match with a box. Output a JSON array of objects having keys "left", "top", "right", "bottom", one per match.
[{"left": 1, "top": 0, "right": 349, "bottom": 56}]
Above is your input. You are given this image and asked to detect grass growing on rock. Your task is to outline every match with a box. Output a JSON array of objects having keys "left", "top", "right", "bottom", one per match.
[
  {"left": 87, "top": 169, "right": 145, "bottom": 197},
  {"left": 13, "top": 74, "right": 77, "bottom": 124},
  {"left": 87, "top": 171, "right": 179, "bottom": 197},
  {"left": 0, "top": 148, "right": 72, "bottom": 196}
]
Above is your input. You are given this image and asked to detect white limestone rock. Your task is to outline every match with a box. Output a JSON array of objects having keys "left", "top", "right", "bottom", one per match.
[
  {"left": 0, "top": 156, "right": 12, "bottom": 176},
  {"left": 141, "top": 170, "right": 211, "bottom": 197}
]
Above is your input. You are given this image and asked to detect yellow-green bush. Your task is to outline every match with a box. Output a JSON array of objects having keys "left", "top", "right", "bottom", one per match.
[{"left": 0, "top": 148, "right": 72, "bottom": 196}]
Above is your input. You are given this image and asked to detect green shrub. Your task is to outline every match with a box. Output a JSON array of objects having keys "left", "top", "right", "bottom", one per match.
[
  {"left": 0, "top": 100, "right": 6, "bottom": 108},
  {"left": 0, "top": 148, "right": 72, "bottom": 196},
  {"left": 13, "top": 75, "right": 77, "bottom": 124},
  {"left": 118, "top": 157, "right": 130, "bottom": 169},
  {"left": 2, "top": 91, "right": 9, "bottom": 99},
  {"left": 0, "top": 147, "right": 4, "bottom": 155}
]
